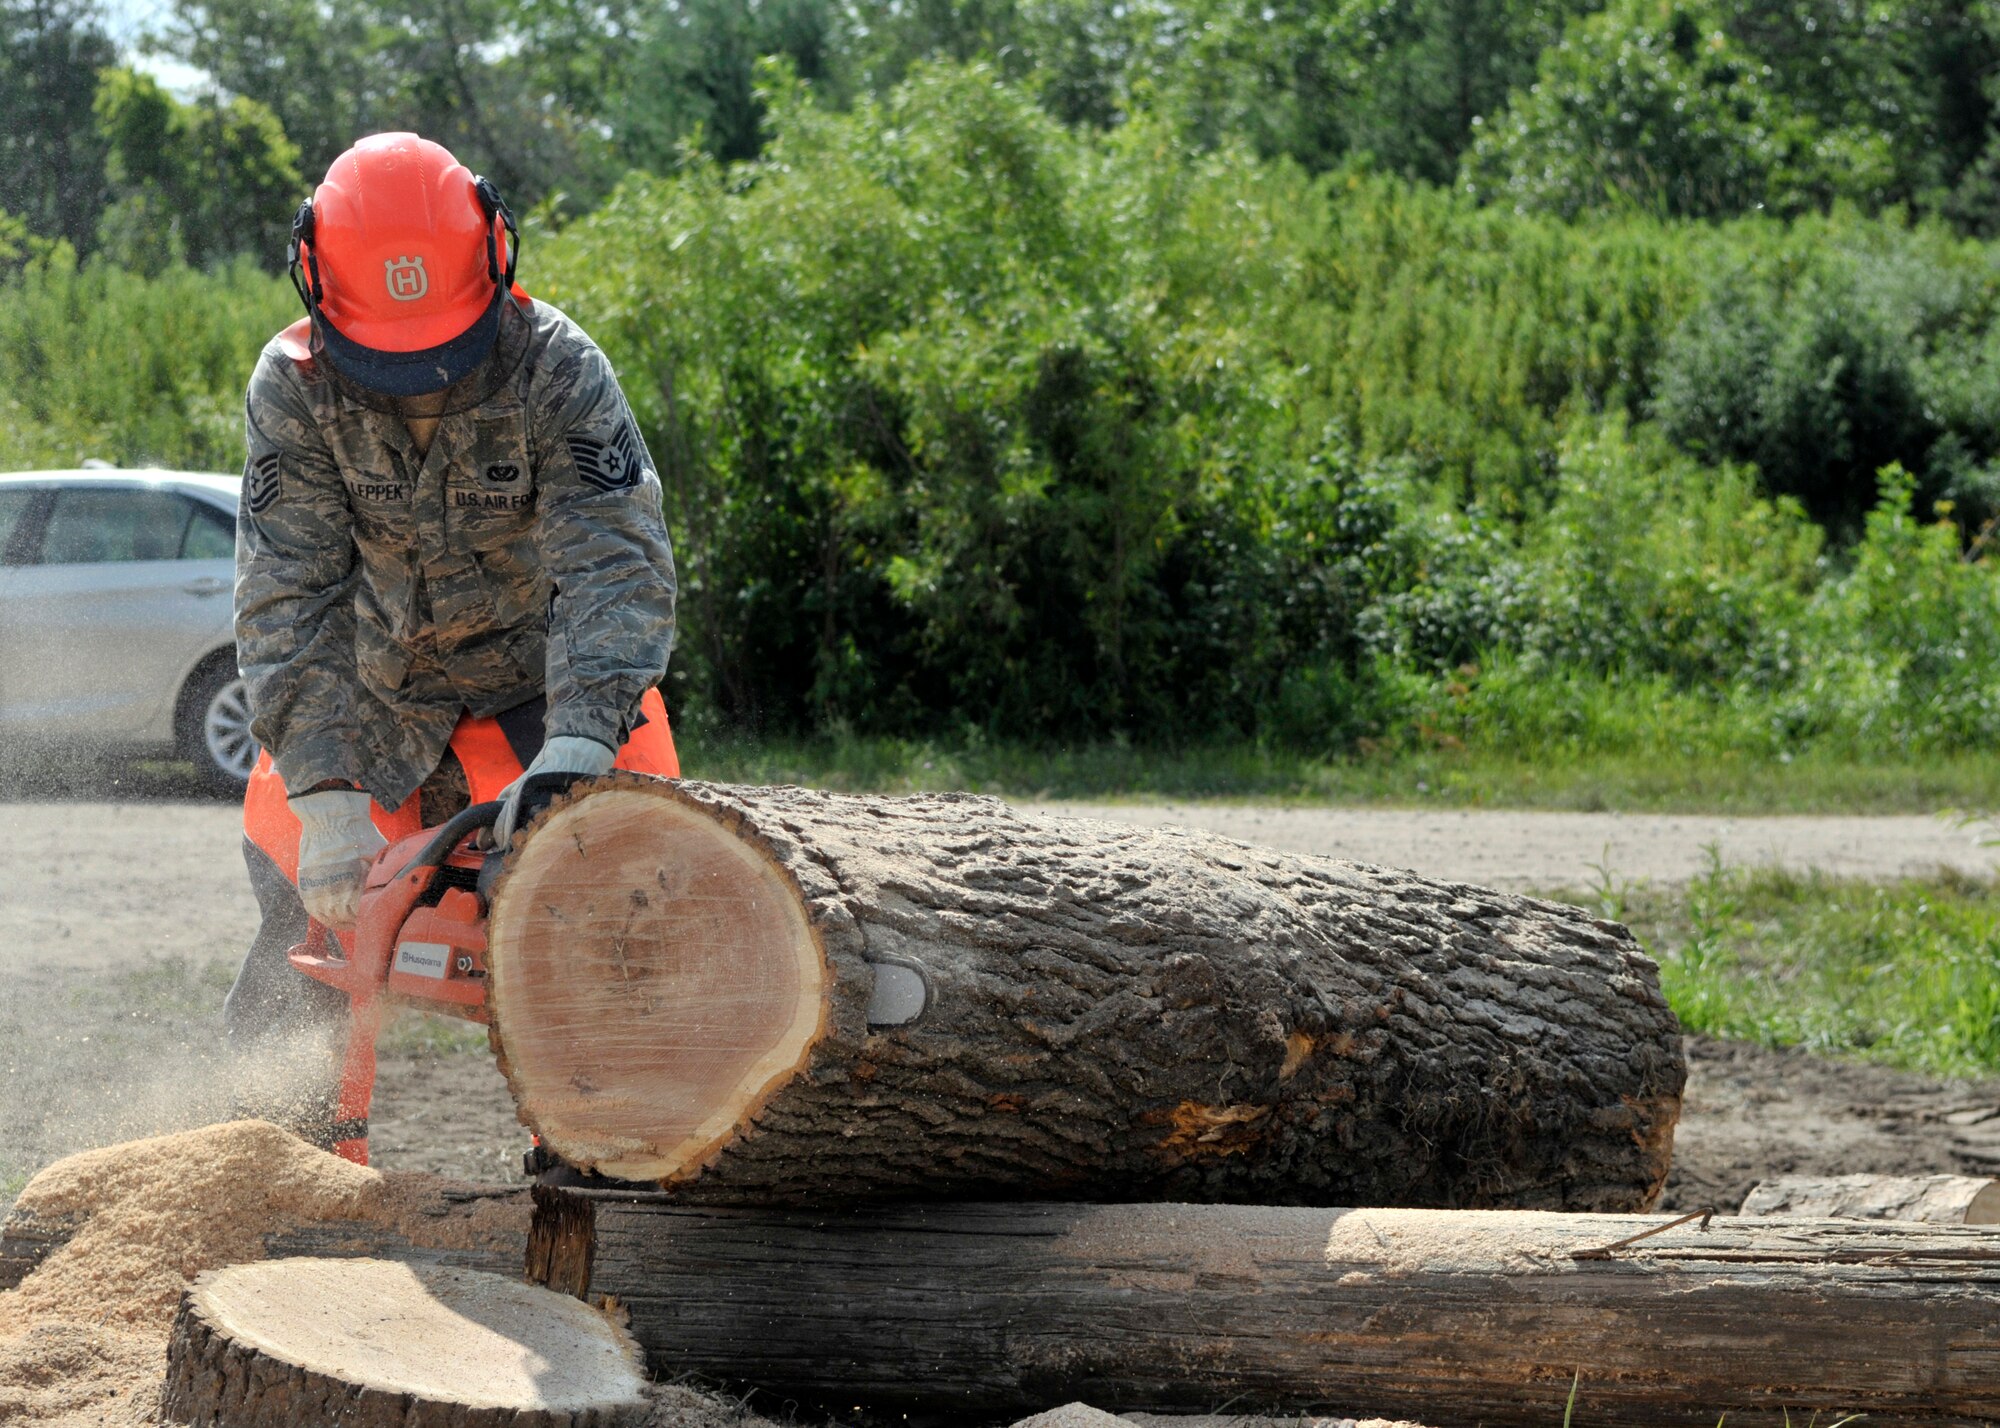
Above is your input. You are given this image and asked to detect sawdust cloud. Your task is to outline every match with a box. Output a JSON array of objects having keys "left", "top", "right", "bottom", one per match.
[{"left": 0, "top": 938, "right": 348, "bottom": 1212}]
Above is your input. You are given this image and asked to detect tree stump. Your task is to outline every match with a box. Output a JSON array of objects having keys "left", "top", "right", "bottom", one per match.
[
  {"left": 160, "top": 1257, "right": 648, "bottom": 1427},
  {"left": 487, "top": 778, "right": 1684, "bottom": 1210}
]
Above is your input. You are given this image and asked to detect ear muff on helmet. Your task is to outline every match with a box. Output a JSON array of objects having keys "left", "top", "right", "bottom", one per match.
[
  {"left": 287, "top": 198, "right": 323, "bottom": 318},
  {"left": 473, "top": 175, "right": 519, "bottom": 289}
]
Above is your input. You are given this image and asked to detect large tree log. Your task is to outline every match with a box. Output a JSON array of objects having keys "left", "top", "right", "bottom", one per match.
[
  {"left": 530, "top": 1191, "right": 2000, "bottom": 1427},
  {"left": 160, "top": 1257, "right": 648, "bottom": 1427},
  {"left": 486, "top": 779, "right": 1684, "bottom": 1210},
  {"left": 1740, "top": 1174, "right": 2000, "bottom": 1224}
]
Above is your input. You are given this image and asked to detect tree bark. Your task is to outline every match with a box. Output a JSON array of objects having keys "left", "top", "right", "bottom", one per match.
[
  {"left": 1740, "top": 1173, "right": 2000, "bottom": 1224},
  {"left": 531, "top": 1191, "right": 2000, "bottom": 1427},
  {"left": 487, "top": 778, "right": 1684, "bottom": 1211},
  {"left": 160, "top": 1257, "right": 648, "bottom": 1427}
]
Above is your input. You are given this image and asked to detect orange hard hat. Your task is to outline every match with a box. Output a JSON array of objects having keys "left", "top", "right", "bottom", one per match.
[{"left": 287, "top": 133, "right": 518, "bottom": 395}]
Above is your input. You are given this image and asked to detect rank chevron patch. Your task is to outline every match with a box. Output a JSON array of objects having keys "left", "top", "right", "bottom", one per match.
[
  {"left": 565, "top": 424, "right": 644, "bottom": 493},
  {"left": 247, "top": 451, "right": 282, "bottom": 513}
]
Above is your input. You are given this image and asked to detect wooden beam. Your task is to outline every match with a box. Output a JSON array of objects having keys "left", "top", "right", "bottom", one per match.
[{"left": 531, "top": 1191, "right": 2000, "bottom": 1427}]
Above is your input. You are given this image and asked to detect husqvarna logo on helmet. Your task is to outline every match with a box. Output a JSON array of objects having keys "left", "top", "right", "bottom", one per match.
[{"left": 384, "top": 255, "right": 428, "bottom": 301}]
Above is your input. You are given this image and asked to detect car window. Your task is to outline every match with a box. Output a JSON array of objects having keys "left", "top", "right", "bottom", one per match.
[
  {"left": 181, "top": 501, "right": 235, "bottom": 560},
  {"left": 37, "top": 488, "right": 195, "bottom": 565},
  {"left": 0, "top": 489, "right": 37, "bottom": 560}
]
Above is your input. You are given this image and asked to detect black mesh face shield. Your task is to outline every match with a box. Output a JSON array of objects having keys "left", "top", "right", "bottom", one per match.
[
  {"left": 317, "top": 289, "right": 504, "bottom": 398},
  {"left": 313, "top": 295, "right": 532, "bottom": 418}
]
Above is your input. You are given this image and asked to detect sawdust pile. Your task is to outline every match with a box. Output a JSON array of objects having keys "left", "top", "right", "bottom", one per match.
[{"left": 0, "top": 1119, "right": 527, "bottom": 1427}]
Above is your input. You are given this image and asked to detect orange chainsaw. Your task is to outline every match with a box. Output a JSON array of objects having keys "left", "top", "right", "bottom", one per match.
[{"left": 286, "top": 775, "right": 581, "bottom": 1166}]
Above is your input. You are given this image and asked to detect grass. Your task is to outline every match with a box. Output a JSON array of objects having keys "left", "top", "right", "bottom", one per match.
[
  {"left": 689, "top": 734, "right": 2000, "bottom": 814},
  {"left": 1568, "top": 856, "right": 2000, "bottom": 1078},
  {"left": 11, "top": 736, "right": 2000, "bottom": 815}
]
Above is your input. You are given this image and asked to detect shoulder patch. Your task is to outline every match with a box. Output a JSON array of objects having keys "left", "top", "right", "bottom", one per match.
[
  {"left": 247, "top": 452, "right": 283, "bottom": 513},
  {"left": 566, "top": 424, "right": 644, "bottom": 493}
]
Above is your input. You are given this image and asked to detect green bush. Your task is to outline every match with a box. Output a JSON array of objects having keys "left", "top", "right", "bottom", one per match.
[
  {"left": 502, "top": 68, "right": 2000, "bottom": 754},
  {"left": 537, "top": 63, "right": 1372, "bottom": 742},
  {"left": 1781, "top": 467, "right": 2000, "bottom": 751},
  {"left": 1651, "top": 216, "right": 2000, "bottom": 535},
  {"left": 0, "top": 248, "right": 290, "bottom": 471}
]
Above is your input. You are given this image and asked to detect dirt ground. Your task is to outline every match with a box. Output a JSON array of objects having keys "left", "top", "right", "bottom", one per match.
[
  {"left": 4, "top": 791, "right": 1998, "bottom": 1219},
  {"left": 1023, "top": 800, "right": 2000, "bottom": 888}
]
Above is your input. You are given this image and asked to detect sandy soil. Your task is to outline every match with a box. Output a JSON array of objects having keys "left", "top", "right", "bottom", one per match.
[
  {"left": 1024, "top": 801, "right": 2000, "bottom": 889},
  {"left": 4, "top": 796, "right": 1989, "bottom": 975},
  {"left": 4, "top": 793, "right": 1999, "bottom": 1223}
]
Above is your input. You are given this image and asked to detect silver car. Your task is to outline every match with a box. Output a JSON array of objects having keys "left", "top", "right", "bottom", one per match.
[{"left": 0, "top": 468, "right": 257, "bottom": 792}]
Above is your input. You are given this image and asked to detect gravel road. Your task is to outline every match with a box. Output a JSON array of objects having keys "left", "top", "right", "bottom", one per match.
[
  {"left": 3, "top": 797, "right": 1992, "bottom": 974},
  {"left": 1025, "top": 802, "right": 1999, "bottom": 889}
]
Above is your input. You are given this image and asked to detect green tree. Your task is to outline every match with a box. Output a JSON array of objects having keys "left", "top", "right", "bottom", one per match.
[
  {"left": 839, "top": 0, "right": 1597, "bottom": 181},
  {"left": 1462, "top": 0, "right": 1901, "bottom": 218},
  {"left": 1939, "top": 1, "right": 2000, "bottom": 231},
  {"left": 93, "top": 66, "right": 301, "bottom": 271},
  {"left": 169, "top": 0, "right": 618, "bottom": 210},
  {"left": 1147, "top": 0, "right": 1598, "bottom": 181},
  {"left": 0, "top": 0, "right": 115, "bottom": 251},
  {"left": 1726, "top": 1, "right": 1995, "bottom": 210},
  {"left": 1316, "top": 0, "right": 1600, "bottom": 182},
  {"left": 840, "top": 0, "right": 1146, "bottom": 129},
  {"left": 511, "top": 0, "right": 846, "bottom": 170}
]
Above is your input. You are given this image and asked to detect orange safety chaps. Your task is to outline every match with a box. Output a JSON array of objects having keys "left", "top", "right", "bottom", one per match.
[
  {"left": 227, "top": 689, "right": 678, "bottom": 1147},
  {"left": 244, "top": 687, "right": 679, "bottom": 879}
]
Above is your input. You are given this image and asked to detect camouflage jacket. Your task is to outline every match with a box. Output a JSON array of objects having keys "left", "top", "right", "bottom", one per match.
[{"left": 235, "top": 297, "right": 676, "bottom": 808}]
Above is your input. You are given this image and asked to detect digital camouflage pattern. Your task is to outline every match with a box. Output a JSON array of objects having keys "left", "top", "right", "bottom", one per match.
[{"left": 235, "top": 298, "right": 676, "bottom": 807}]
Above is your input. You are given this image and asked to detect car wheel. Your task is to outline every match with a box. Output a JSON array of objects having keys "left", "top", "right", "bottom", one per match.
[{"left": 179, "top": 659, "right": 259, "bottom": 795}]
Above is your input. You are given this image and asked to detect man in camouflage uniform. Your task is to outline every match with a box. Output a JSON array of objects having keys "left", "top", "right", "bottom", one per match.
[{"left": 228, "top": 132, "right": 678, "bottom": 1143}]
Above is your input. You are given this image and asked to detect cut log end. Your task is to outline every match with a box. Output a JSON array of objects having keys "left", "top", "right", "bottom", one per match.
[
  {"left": 488, "top": 781, "right": 828, "bottom": 1181},
  {"left": 160, "top": 1257, "right": 649, "bottom": 1427}
]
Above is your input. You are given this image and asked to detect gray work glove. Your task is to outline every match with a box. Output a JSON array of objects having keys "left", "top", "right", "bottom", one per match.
[
  {"left": 493, "top": 735, "right": 617, "bottom": 849},
  {"left": 291, "top": 789, "right": 387, "bottom": 930}
]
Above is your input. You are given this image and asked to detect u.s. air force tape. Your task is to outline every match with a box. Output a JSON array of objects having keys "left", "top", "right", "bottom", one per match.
[
  {"left": 247, "top": 451, "right": 282, "bottom": 513},
  {"left": 564, "top": 424, "right": 644, "bottom": 493}
]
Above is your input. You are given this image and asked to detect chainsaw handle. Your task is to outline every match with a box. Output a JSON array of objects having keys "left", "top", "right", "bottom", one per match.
[
  {"left": 299, "top": 919, "right": 339, "bottom": 959},
  {"left": 392, "top": 799, "right": 505, "bottom": 881}
]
